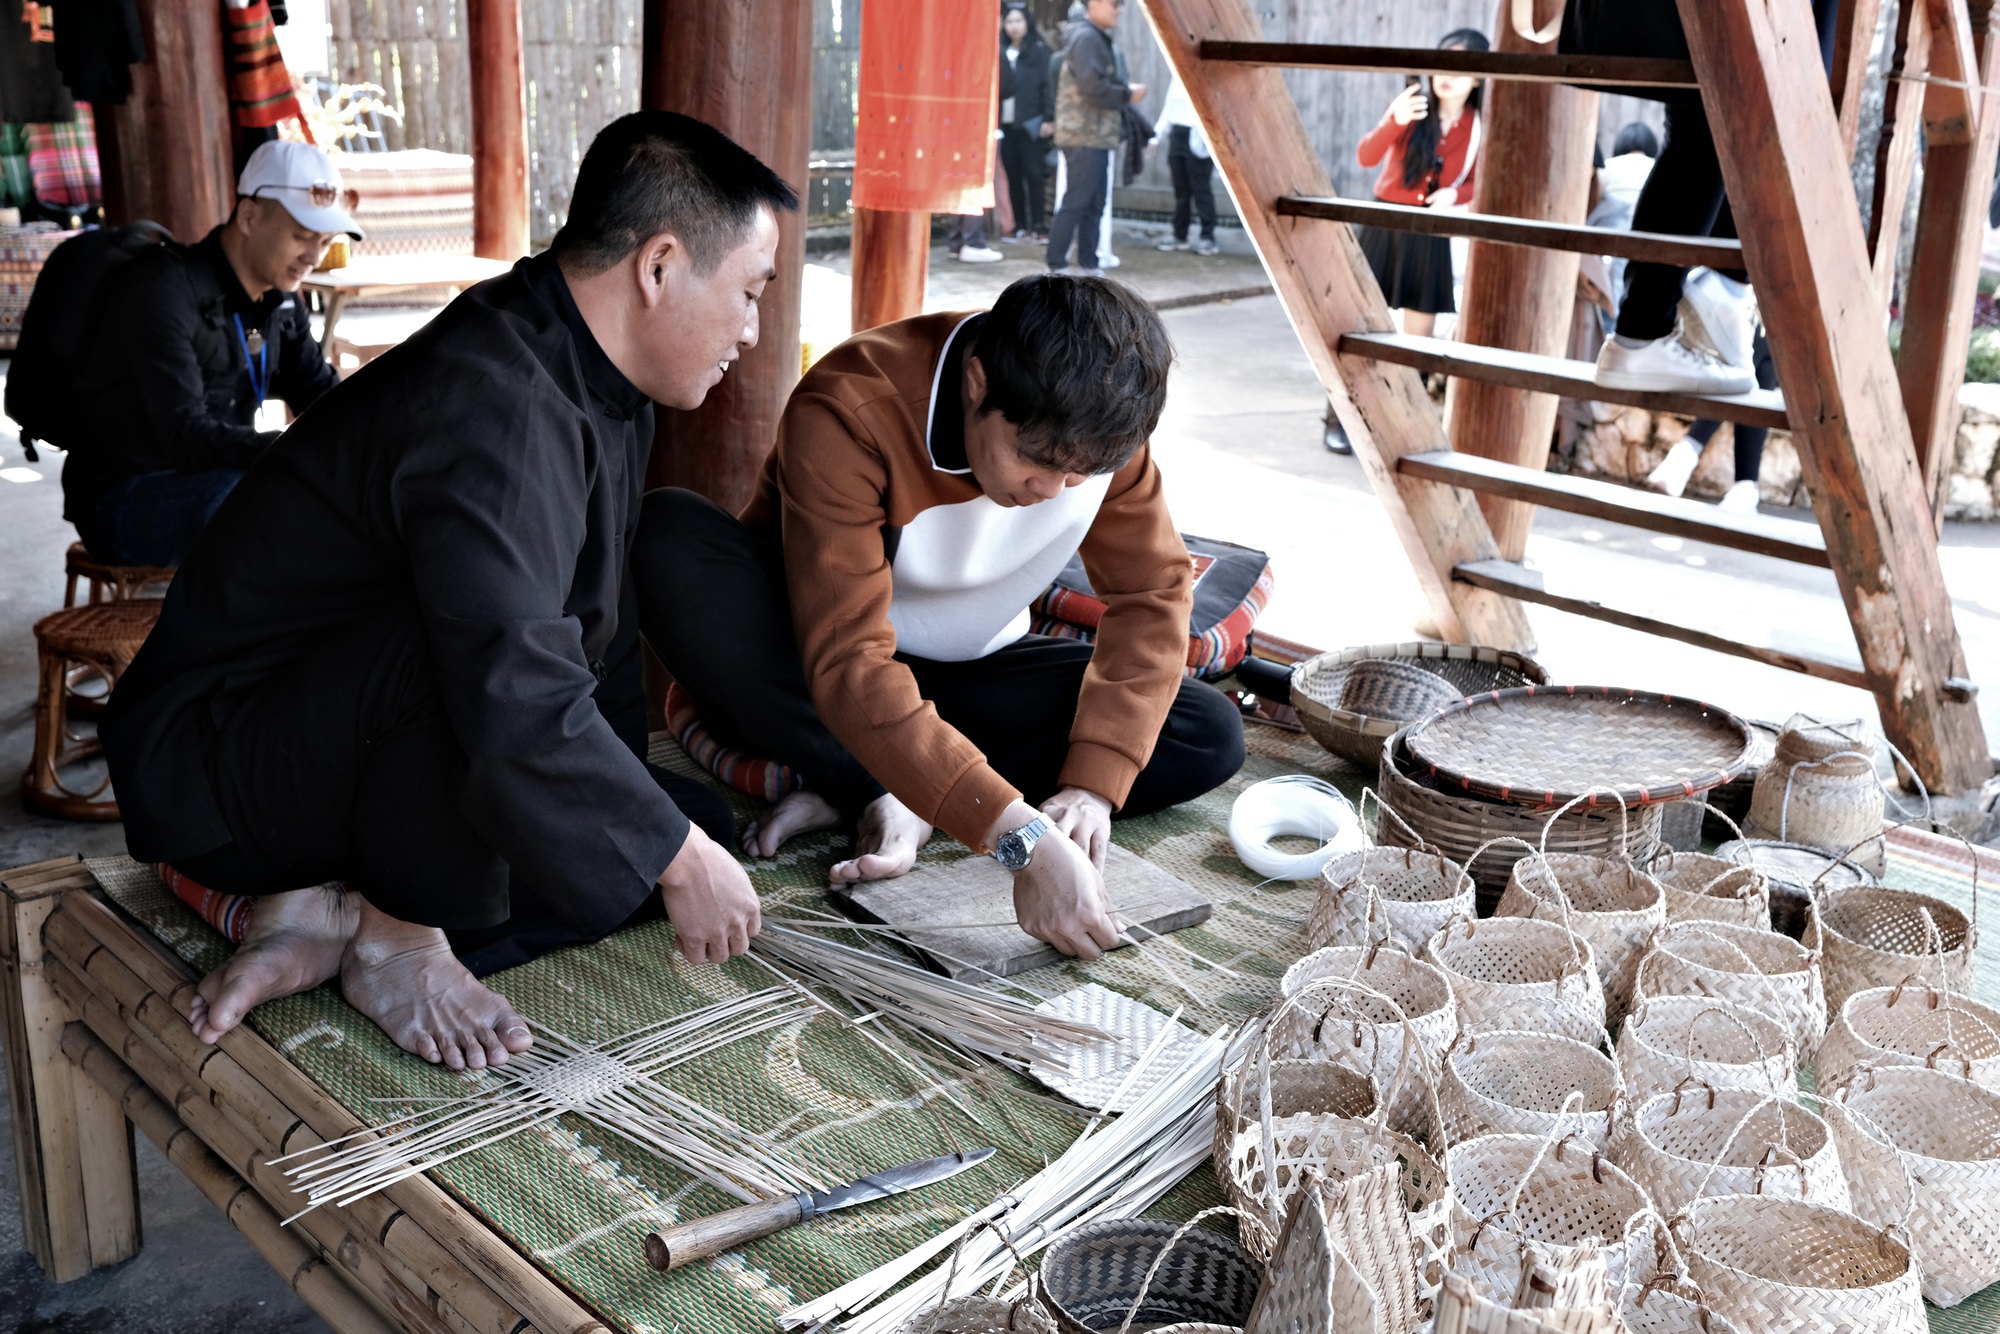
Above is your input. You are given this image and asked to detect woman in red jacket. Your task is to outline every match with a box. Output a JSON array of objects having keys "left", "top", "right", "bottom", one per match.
[{"left": 1354, "top": 28, "right": 1488, "bottom": 338}]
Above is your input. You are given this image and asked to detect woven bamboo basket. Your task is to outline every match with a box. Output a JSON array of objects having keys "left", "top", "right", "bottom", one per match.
[
  {"left": 1439, "top": 1029, "right": 1622, "bottom": 1152},
  {"left": 1822, "top": 1064, "right": 2000, "bottom": 1306},
  {"left": 1617, "top": 1281, "right": 1745, "bottom": 1334},
  {"left": 1037, "top": 1214, "right": 1263, "bottom": 1334},
  {"left": 1630, "top": 920, "right": 1826, "bottom": 1061},
  {"left": 1678, "top": 1193, "right": 1926, "bottom": 1334},
  {"left": 1809, "top": 881, "right": 1978, "bottom": 1020},
  {"left": 1249, "top": 1161, "right": 1426, "bottom": 1334},
  {"left": 1607, "top": 1086, "right": 1848, "bottom": 1217},
  {"left": 1376, "top": 733, "right": 1662, "bottom": 914},
  {"left": 1214, "top": 1057, "right": 1377, "bottom": 1168},
  {"left": 1714, "top": 839, "right": 1875, "bottom": 941},
  {"left": 1495, "top": 851, "right": 1666, "bottom": 1025},
  {"left": 1445, "top": 1132, "right": 1654, "bottom": 1306},
  {"left": 1274, "top": 944, "right": 1457, "bottom": 1143},
  {"left": 1744, "top": 717, "right": 1887, "bottom": 875},
  {"left": 1433, "top": 1271, "right": 1620, "bottom": 1334},
  {"left": 1704, "top": 718, "right": 1781, "bottom": 830},
  {"left": 900, "top": 1222, "right": 1060, "bottom": 1334},
  {"left": 1421, "top": 916, "right": 1608, "bottom": 1047},
  {"left": 1291, "top": 642, "right": 1549, "bottom": 771},
  {"left": 1644, "top": 848, "right": 1770, "bottom": 931},
  {"left": 1816, "top": 978, "right": 2000, "bottom": 1094},
  {"left": 1308, "top": 845, "right": 1476, "bottom": 955},
  {"left": 1616, "top": 995, "right": 1795, "bottom": 1104}
]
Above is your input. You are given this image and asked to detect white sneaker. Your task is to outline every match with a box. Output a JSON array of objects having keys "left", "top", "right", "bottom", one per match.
[
  {"left": 1717, "top": 478, "right": 1761, "bottom": 513},
  {"left": 1190, "top": 238, "right": 1219, "bottom": 255},
  {"left": 1100, "top": 253, "right": 1122, "bottom": 269},
  {"left": 1156, "top": 237, "right": 1190, "bottom": 252},
  {"left": 1680, "top": 268, "right": 1756, "bottom": 371},
  {"left": 1646, "top": 438, "right": 1701, "bottom": 497},
  {"left": 956, "top": 246, "right": 1004, "bottom": 263},
  {"left": 1596, "top": 333, "right": 1757, "bottom": 396}
]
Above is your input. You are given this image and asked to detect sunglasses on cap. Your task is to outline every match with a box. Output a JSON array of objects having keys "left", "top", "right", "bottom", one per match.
[{"left": 254, "top": 182, "right": 361, "bottom": 211}]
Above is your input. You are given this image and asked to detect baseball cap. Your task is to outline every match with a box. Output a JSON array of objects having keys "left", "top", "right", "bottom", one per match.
[{"left": 237, "top": 140, "right": 365, "bottom": 239}]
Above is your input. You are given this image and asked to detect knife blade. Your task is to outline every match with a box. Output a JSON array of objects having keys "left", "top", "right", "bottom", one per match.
[{"left": 642, "top": 1147, "right": 997, "bottom": 1271}]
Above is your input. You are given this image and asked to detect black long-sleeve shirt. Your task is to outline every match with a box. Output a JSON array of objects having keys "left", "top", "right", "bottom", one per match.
[
  {"left": 102, "top": 251, "right": 690, "bottom": 936},
  {"left": 64, "top": 227, "right": 338, "bottom": 524}
]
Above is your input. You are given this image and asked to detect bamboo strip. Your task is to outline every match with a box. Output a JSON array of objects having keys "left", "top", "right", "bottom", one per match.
[
  {"left": 59, "top": 1021, "right": 399, "bottom": 1334},
  {"left": 50, "top": 890, "right": 608, "bottom": 1334}
]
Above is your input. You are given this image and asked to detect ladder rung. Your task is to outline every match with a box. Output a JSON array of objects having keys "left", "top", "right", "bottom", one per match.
[
  {"left": 1277, "top": 197, "right": 1744, "bottom": 270},
  {"left": 1339, "top": 331, "right": 1789, "bottom": 431},
  {"left": 1198, "top": 42, "right": 1698, "bottom": 88},
  {"left": 1399, "top": 451, "right": 1828, "bottom": 567},
  {"left": 1452, "top": 558, "right": 1868, "bottom": 689}
]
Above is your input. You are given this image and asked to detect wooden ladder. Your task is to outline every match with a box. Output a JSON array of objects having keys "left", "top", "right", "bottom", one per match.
[{"left": 1143, "top": 0, "right": 1998, "bottom": 792}]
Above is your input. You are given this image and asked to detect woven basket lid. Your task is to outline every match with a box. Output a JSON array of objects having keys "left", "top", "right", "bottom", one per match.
[{"left": 1403, "top": 686, "right": 1754, "bottom": 808}]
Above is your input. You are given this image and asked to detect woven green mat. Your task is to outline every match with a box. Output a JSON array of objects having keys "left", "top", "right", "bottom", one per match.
[{"left": 86, "top": 723, "right": 2000, "bottom": 1333}]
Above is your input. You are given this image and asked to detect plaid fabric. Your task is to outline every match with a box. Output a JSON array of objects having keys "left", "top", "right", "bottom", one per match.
[
  {"left": 224, "top": 0, "right": 307, "bottom": 130},
  {"left": 663, "top": 680, "right": 802, "bottom": 802},
  {"left": 0, "top": 221, "right": 71, "bottom": 350},
  {"left": 337, "top": 149, "right": 475, "bottom": 258},
  {"left": 1, "top": 124, "right": 31, "bottom": 209},
  {"left": 154, "top": 864, "right": 256, "bottom": 943},
  {"left": 24, "top": 107, "right": 98, "bottom": 208}
]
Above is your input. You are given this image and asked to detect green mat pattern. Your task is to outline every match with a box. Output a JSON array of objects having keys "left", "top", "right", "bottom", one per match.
[{"left": 86, "top": 724, "right": 2000, "bottom": 1334}]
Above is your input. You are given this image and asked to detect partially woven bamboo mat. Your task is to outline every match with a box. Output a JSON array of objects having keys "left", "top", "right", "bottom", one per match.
[{"left": 85, "top": 723, "right": 2000, "bottom": 1334}]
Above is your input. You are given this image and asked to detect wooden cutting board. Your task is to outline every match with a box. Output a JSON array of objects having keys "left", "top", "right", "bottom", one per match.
[{"left": 828, "top": 843, "right": 1213, "bottom": 980}]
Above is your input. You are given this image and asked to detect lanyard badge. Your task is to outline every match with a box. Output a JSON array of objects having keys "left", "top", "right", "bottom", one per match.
[{"left": 233, "top": 314, "right": 269, "bottom": 406}]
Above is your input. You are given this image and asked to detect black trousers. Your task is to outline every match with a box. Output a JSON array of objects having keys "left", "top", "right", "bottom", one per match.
[
  {"left": 999, "top": 123, "right": 1046, "bottom": 234},
  {"left": 1045, "top": 145, "right": 1111, "bottom": 271},
  {"left": 631, "top": 488, "right": 1247, "bottom": 825},
  {"left": 1686, "top": 329, "right": 1778, "bottom": 481},
  {"left": 1167, "top": 127, "right": 1216, "bottom": 242}
]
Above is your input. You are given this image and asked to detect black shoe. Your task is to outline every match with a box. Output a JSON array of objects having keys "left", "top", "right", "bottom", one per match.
[{"left": 1323, "top": 414, "right": 1354, "bottom": 455}]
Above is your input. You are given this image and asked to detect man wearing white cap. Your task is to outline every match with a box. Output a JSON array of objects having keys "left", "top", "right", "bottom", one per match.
[{"left": 65, "top": 139, "right": 358, "bottom": 568}]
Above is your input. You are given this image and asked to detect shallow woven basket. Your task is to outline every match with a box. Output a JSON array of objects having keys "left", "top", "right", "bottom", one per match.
[
  {"left": 1714, "top": 839, "right": 1875, "bottom": 940},
  {"left": 1816, "top": 979, "right": 2000, "bottom": 1094},
  {"left": 1608, "top": 1086, "right": 1848, "bottom": 1217},
  {"left": 1439, "top": 1029, "right": 1622, "bottom": 1152},
  {"left": 1823, "top": 1064, "right": 2000, "bottom": 1306},
  {"left": 1745, "top": 717, "right": 1886, "bottom": 875},
  {"left": 1291, "top": 642, "right": 1549, "bottom": 771},
  {"left": 1631, "top": 920, "right": 1826, "bottom": 1061},
  {"left": 1308, "top": 846, "right": 1476, "bottom": 955},
  {"left": 1644, "top": 848, "right": 1770, "bottom": 930},
  {"left": 1376, "top": 733, "right": 1663, "bottom": 914},
  {"left": 1445, "top": 1132, "right": 1653, "bottom": 1306},
  {"left": 1809, "top": 882, "right": 1978, "bottom": 1020},
  {"left": 1421, "top": 916, "right": 1607, "bottom": 1047},
  {"left": 1680, "top": 1193, "right": 1926, "bottom": 1334},
  {"left": 1495, "top": 852, "right": 1666, "bottom": 1025},
  {"left": 1617, "top": 995, "right": 1795, "bottom": 1105},
  {"left": 1274, "top": 944, "right": 1458, "bottom": 1142},
  {"left": 1038, "top": 1217, "right": 1262, "bottom": 1334}
]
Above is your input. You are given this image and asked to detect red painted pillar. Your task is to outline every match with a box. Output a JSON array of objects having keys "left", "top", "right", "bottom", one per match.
[{"left": 468, "top": 0, "right": 530, "bottom": 261}]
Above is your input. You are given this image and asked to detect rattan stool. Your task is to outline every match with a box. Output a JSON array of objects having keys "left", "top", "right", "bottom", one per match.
[
  {"left": 63, "top": 540, "right": 174, "bottom": 606},
  {"left": 23, "top": 601, "right": 160, "bottom": 820}
]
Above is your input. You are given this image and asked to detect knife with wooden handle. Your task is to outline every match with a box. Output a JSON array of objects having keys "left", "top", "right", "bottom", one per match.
[{"left": 642, "top": 1147, "right": 996, "bottom": 1272}]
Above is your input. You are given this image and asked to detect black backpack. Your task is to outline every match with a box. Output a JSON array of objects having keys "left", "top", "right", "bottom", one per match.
[{"left": 7, "top": 220, "right": 173, "bottom": 460}]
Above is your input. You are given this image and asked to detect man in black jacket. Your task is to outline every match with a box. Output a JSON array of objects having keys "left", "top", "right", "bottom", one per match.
[
  {"left": 103, "top": 112, "right": 792, "bottom": 1071},
  {"left": 66, "top": 140, "right": 347, "bottom": 567},
  {"left": 1045, "top": 0, "right": 1145, "bottom": 275}
]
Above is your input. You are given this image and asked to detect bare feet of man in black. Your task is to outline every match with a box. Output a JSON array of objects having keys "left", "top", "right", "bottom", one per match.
[
  {"left": 339, "top": 901, "right": 533, "bottom": 1070},
  {"left": 190, "top": 884, "right": 359, "bottom": 1044},
  {"left": 742, "top": 788, "right": 841, "bottom": 857},
  {"left": 829, "top": 792, "right": 934, "bottom": 884}
]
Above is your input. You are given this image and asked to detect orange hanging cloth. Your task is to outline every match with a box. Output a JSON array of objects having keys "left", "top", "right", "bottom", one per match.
[
  {"left": 224, "top": 0, "right": 310, "bottom": 132},
  {"left": 851, "top": 0, "right": 1000, "bottom": 214}
]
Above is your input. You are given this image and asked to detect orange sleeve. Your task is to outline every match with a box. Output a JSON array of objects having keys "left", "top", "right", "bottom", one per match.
[
  {"left": 1357, "top": 113, "right": 1403, "bottom": 169},
  {"left": 1060, "top": 444, "right": 1194, "bottom": 806},
  {"left": 775, "top": 393, "right": 1022, "bottom": 850}
]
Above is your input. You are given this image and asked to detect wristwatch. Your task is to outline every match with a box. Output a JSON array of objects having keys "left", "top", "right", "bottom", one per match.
[{"left": 994, "top": 816, "right": 1052, "bottom": 872}]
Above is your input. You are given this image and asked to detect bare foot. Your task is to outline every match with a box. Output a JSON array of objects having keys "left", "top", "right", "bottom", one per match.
[
  {"left": 830, "top": 793, "right": 933, "bottom": 884},
  {"left": 190, "top": 885, "right": 359, "bottom": 1044},
  {"left": 339, "top": 901, "right": 532, "bottom": 1071},
  {"left": 742, "top": 788, "right": 841, "bottom": 857}
]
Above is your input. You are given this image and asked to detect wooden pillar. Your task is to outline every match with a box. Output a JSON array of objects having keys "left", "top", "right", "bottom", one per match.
[
  {"left": 97, "top": 0, "right": 232, "bottom": 240},
  {"left": 1, "top": 860, "right": 141, "bottom": 1281},
  {"left": 639, "top": 0, "right": 813, "bottom": 513},
  {"left": 1444, "top": 0, "right": 1599, "bottom": 561},
  {"left": 851, "top": 208, "right": 931, "bottom": 332},
  {"left": 468, "top": 0, "right": 530, "bottom": 261},
  {"left": 1831, "top": 0, "right": 1888, "bottom": 158}
]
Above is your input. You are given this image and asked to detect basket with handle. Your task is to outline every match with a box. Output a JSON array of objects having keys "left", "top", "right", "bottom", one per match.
[
  {"left": 1676, "top": 1193, "right": 1926, "bottom": 1334},
  {"left": 1421, "top": 913, "right": 1607, "bottom": 1047},
  {"left": 1744, "top": 716, "right": 1887, "bottom": 875},
  {"left": 1616, "top": 996, "right": 1795, "bottom": 1105},
  {"left": 1246, "top": 1159, "right": 1428, "bottom": 1334},
  {"left": 1713, "top": 838, "right": 1875, "bottom": 940},
  {"left": 1432, "top": 1269, "right": 1621, "bottom": 1333},
  {"left": 1630, "top": 919, "right": 1826, "bottom": 1061},
  {"left": 1822, "top": 1063, "right": 2000, "bottom": 1306},
  {"left": 1644, "top": 805, "right": 1770, "bottom": 930},
  {"left": 898, "top": 1219, "right": 1060, "bottom": 1334},
  {"left": 1037, "top": 1210, "right": 1265, "bottom": 1334},
  {"left": 1616, "top": 1275, "right": 1745, "bottom": 1334},
  {"left": 1816, "top": 975, "right": 2000, "bottom": 1094},
  {"left": 1291, "top": 642, "right": 1549, "bottom": 771},
  {"left": 1438, "top": 1029, "right": 1623, "bottom": 1153},
  {"left": 1214, "top": 1056, "right": 1378, "bottom": 1165},
  {"left": 1607, "top": 1084, "right": 1848, "bottom": 1217},
  {"left": 1809, "top": 874, "right": 1978, "bottom": 1020},
  {"left": 1308, "top": 841, "right": 1476, "bottom": 956}
]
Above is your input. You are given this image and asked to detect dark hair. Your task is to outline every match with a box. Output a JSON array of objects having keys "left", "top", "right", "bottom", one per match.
[
  {"left": 1001, "top": 1, "right": 1044, "bottom": 50},
  {"left": 551, "top": 111, "right": 799, "bottom": 277},
  {"left": 1612, "top": 121, "right": 1660, "bottom": 159},
  {"left": 971, "top": 274, "right": 1173, "bottom": 475},
  {"left": 1401, "top": 28, "right": 1490, "bottom": 191}
]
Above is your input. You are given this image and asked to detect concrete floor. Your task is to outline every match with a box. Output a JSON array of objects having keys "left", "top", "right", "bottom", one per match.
[{"left": 2, "top": 233, "right": 1998, "bottom": 1327}]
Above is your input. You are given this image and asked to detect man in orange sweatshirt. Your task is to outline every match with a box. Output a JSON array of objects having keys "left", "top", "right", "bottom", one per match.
[{"left": 637, "top": 274, "right": 1244, "bottom": 959}]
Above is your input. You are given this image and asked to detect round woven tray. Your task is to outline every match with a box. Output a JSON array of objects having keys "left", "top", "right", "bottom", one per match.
[
  {"left": 1038, "top": 1218, "right": 1261, "bottom": 1334},
  {"left": 1290, "top": 642, "right": 1549, "bottom": 771},
  {"left": 1403, "top": 686, "right": 1755, "bottom": 808}
]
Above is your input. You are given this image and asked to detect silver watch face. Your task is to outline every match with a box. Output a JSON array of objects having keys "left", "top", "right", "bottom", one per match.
[{"left": 996, "top": 830, "right": 1031, "bottom": 871}]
